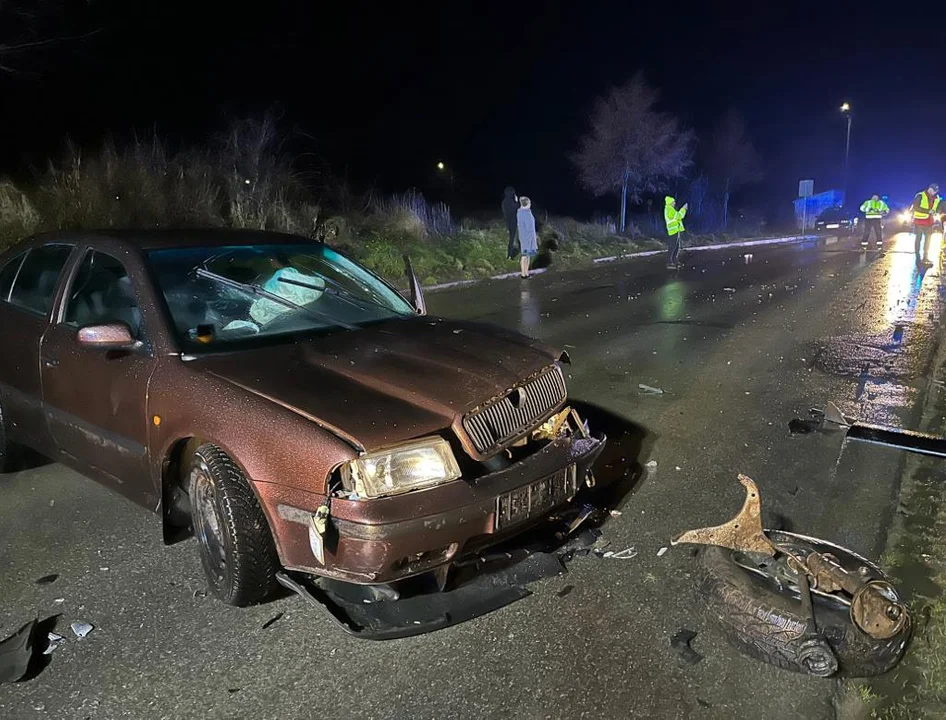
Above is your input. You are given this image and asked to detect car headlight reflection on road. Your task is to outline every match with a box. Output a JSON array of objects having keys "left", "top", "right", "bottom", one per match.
[
  {"left": 340, "top": 437, "right": 461, "bottom": 498},
  {"left": 899, "top": 212, "right": 912, "bottom": 224}
]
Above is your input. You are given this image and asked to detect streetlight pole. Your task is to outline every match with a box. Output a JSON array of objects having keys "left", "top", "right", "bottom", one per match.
[{"left": 840, "top": 103, "right": 852, "bottom": 204}]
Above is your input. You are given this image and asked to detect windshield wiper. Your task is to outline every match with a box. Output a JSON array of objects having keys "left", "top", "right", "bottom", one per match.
[
  {"left": 276, "top": 275, "right": 405, "bottom": 316},
  {"left": 195, "top": 268, "right": 358, "bottom": 331}
]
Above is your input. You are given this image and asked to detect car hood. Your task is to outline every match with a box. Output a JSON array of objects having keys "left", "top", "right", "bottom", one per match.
[{"left": 197, "top": 317, "right": 561, "bottom": 452}]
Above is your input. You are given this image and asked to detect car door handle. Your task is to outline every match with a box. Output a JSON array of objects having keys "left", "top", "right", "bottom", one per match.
[{"left": 43, "top": 358, "right": 59, "bottom": 368}]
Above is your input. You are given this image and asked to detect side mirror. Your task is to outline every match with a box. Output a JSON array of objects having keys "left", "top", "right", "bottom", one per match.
[
  {"left": 77, "top": 322, "right": 138, "bottom": 350},
  {"left": 403, "top": 254, "right": 426, "bottom": 316}
]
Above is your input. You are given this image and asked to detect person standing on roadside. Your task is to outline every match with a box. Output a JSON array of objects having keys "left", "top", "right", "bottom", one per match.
[
  {"left": 502, "top": 186, "right": 519, "bottom": 259},
  {"left": 859, "top": 194, "right": 889, "bottom": 251},
  {"left": 911, "top": 183, "right": 940, "bottom": 265},
  {"left": 664, "top": 195, "right": 688, "bottom": 269},
  {"left": 517, "top": 196, "right": 538, "bottom": 278}
]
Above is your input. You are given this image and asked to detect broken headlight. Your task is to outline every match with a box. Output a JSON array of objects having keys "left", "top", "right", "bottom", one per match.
[{"left": 340, "top": 437, "right": 461, "bottom": 499}]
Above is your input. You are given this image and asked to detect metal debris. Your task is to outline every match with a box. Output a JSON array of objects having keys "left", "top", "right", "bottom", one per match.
[
  {"left": 672, "top": 475, "right": 776, "bottom": 556},
  {"left": 70, "top": 622, "right": 93, "bottom": 639},
  {"left": 670, "top": 628, "right": 703, "bottom": 665},
  {"left": 42, "top": 633, "right": 65, "bottom": 656}
]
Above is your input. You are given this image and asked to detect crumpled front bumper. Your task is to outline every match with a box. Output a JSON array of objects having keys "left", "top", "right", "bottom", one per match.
[{"left": 265, "top": 431, "right": 607, "bottom": 585}]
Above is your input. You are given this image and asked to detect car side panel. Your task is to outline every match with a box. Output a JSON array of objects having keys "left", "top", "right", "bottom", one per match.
[
  {"left": 147, "top": 360, "right": 358, "bottom": 551},
  {"left": 0, "top": 304, "right": 54, "bottom": 454}
]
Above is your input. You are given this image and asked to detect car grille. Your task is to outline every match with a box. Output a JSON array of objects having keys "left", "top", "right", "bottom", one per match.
[{"left": 462, "top": 365, "right": 567, "bottom": 455}]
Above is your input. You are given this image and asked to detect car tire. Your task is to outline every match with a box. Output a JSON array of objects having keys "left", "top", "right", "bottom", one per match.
[
  {"left": 698, "top": 530, "right": 911, "bottom": 677},
  {"left": 188, "top": 443, "right": 280, "bottom": 606}
]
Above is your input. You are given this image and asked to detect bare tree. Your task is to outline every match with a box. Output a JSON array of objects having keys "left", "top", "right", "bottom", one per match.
[
  {"left": 571, "top": 72, "right": 694, "bottom": 234},
  {"left": 709, "top": 109, "right": 762, "bottom": 230}
]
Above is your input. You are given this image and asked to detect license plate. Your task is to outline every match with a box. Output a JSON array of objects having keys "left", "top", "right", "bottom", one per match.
[
  {"left": 826, "top": 223, "right": 840, "bottom": 229},
  {"left": 495, "top": 465, "right": 578, "bottom": 530}
]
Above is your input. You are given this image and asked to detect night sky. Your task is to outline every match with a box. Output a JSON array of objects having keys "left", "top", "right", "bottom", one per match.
[{"left": 2, "top": 1, "right": 943, "bottom": 220}]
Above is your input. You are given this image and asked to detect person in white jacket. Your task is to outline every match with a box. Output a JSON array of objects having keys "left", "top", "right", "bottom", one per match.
[{"left": 516, "top": 196, "right": 537, "bottom": 278}]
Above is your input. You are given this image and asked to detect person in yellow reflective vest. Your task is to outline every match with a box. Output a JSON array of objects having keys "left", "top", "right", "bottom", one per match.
[
  {"left": 664, "top": 196, "right": 688, "bottom": 269},
  {"left": 859, "top": 194, "right": 889, "bottom": 251},
  {"left": 911, "top": 183, "right": 940, "bottom": 265}
]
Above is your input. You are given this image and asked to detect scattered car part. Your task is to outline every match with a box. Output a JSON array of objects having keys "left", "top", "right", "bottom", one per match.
[
  {"left": 275, "top": 550, "right": 566, "bottom": 640},
  {"left": 813, "top": 401, "right": 946, "bottom": 460},
  {"left": 42, "top": 633, "right": 65, "bottom": 656},
  {"left": 670, "top": 628, "right": 703, "bottom": 665},
  {"left": 673, "top": 475, "right": 911, "bottom": 677},
  {"left": 70, "top": 622, "right": 93, "bottom": 639},
  {"left": 0, "top": 621, "right": 36, "bottom": 684},
  {"left": 638, "top": 384, "right": 665, "bottom": 395}
]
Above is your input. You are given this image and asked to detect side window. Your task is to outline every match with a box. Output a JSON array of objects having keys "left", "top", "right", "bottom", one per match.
[
  {"left": 8, "top": 245, "right": 74, "bottom": 316},
  {"left": 64, "top": 252, "right": 143, "bottom": 339},
  {"left": 0, "top": 252, "right": 27, "bottom": 302}
]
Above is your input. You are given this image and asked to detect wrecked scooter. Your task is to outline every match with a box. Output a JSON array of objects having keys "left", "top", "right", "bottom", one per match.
[{"left": 672, "top": 475, "right": 911, "bottom": 678}]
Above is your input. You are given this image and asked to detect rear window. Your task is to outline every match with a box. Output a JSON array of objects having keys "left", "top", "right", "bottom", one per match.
[{"left": 7, "top": 244, "right": 74, "bottom": 316}]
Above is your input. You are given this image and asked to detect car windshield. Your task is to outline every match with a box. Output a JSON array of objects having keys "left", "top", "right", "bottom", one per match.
[
  {"left": 147, "top": 243, "right": 415, "bottom": 351},
  {"left": 818, "top": 208, "right": 846, "bottom": 222}
]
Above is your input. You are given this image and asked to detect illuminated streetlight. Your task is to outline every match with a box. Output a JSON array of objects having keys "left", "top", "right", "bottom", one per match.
[
  {"left": 436, "top": 161, "right": 445, "bottom": 171},
  {"left": 840, "top": 103, "right": 852, "bottom": 202}
]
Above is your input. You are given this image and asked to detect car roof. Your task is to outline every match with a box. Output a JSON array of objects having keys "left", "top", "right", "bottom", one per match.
[{"left": 23, "top": 228, "right": 324, "bottom": 251}]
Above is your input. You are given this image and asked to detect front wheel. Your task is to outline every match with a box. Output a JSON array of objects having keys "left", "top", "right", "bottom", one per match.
[
  {"left": 699, "top": 530, "right": 911, "bottom": 677},
  {"left": 188, "top": 443, "right": 280, "bottom": 606}
]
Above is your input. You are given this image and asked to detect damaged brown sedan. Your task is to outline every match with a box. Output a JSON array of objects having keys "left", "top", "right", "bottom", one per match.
[{"left": 0, "top": 230, "right": 604, "bottom": 634}]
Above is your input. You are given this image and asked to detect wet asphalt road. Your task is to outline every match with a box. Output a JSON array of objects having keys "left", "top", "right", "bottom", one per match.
[{"left": 2, "top": 232, "right": 945, "bottom": 720}]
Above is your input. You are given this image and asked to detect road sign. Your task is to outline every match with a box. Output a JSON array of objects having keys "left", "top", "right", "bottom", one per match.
[{"left": 798, "top": 180, "right": 814, "bottom": 198}]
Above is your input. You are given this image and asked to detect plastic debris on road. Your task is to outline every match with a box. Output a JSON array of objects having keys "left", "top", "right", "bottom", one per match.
[
  {"left": 645, "top": 460, "right": 658, "bottom": 469},
  {"left": 70, "top": 622, "right": 93, "bottom": 639},
  {"left": 603, "top": 546, "right": 638, "bottom": 560},
  {"left": 261, "top": 613, "right": 284, "bottom": 630},
  {"left": 670, "top": 628, "right": 703, "bottom": 665},
  {"left": 609, "top": 510, "right": 623, "bottom": 517},
  {"left": 638, "top": 383, "right": 665, "bottom": 395},
  {"left": 657, "top": 547, "right": 668, "bottom": 557},
  {"left": 0, "top": 620, "right": 36, "bottom": 684},
  {"left": 723, "top": 287, "right": 736, "bottom": 293}
]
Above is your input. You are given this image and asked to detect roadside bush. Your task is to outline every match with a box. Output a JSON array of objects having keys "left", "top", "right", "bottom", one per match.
[
  {"left": 0, "top": 182, "right": 40, "bottom": 250},
  {"left": 370, "top": 190, "right": 454, "bottom": 237},
  {"left": 0, "top": 114, "right": 695, "bottom": 285}
]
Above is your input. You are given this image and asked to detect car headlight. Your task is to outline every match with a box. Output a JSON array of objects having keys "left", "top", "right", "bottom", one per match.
[
  {"left": 340, "top": 437, "right": 461, "bottom": 498},
  {"left": 900, "top": 212, "right": 911, "bottom": 223},
  {"left": 936, "top": 213, "right": 943, "bottom": 223}
]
